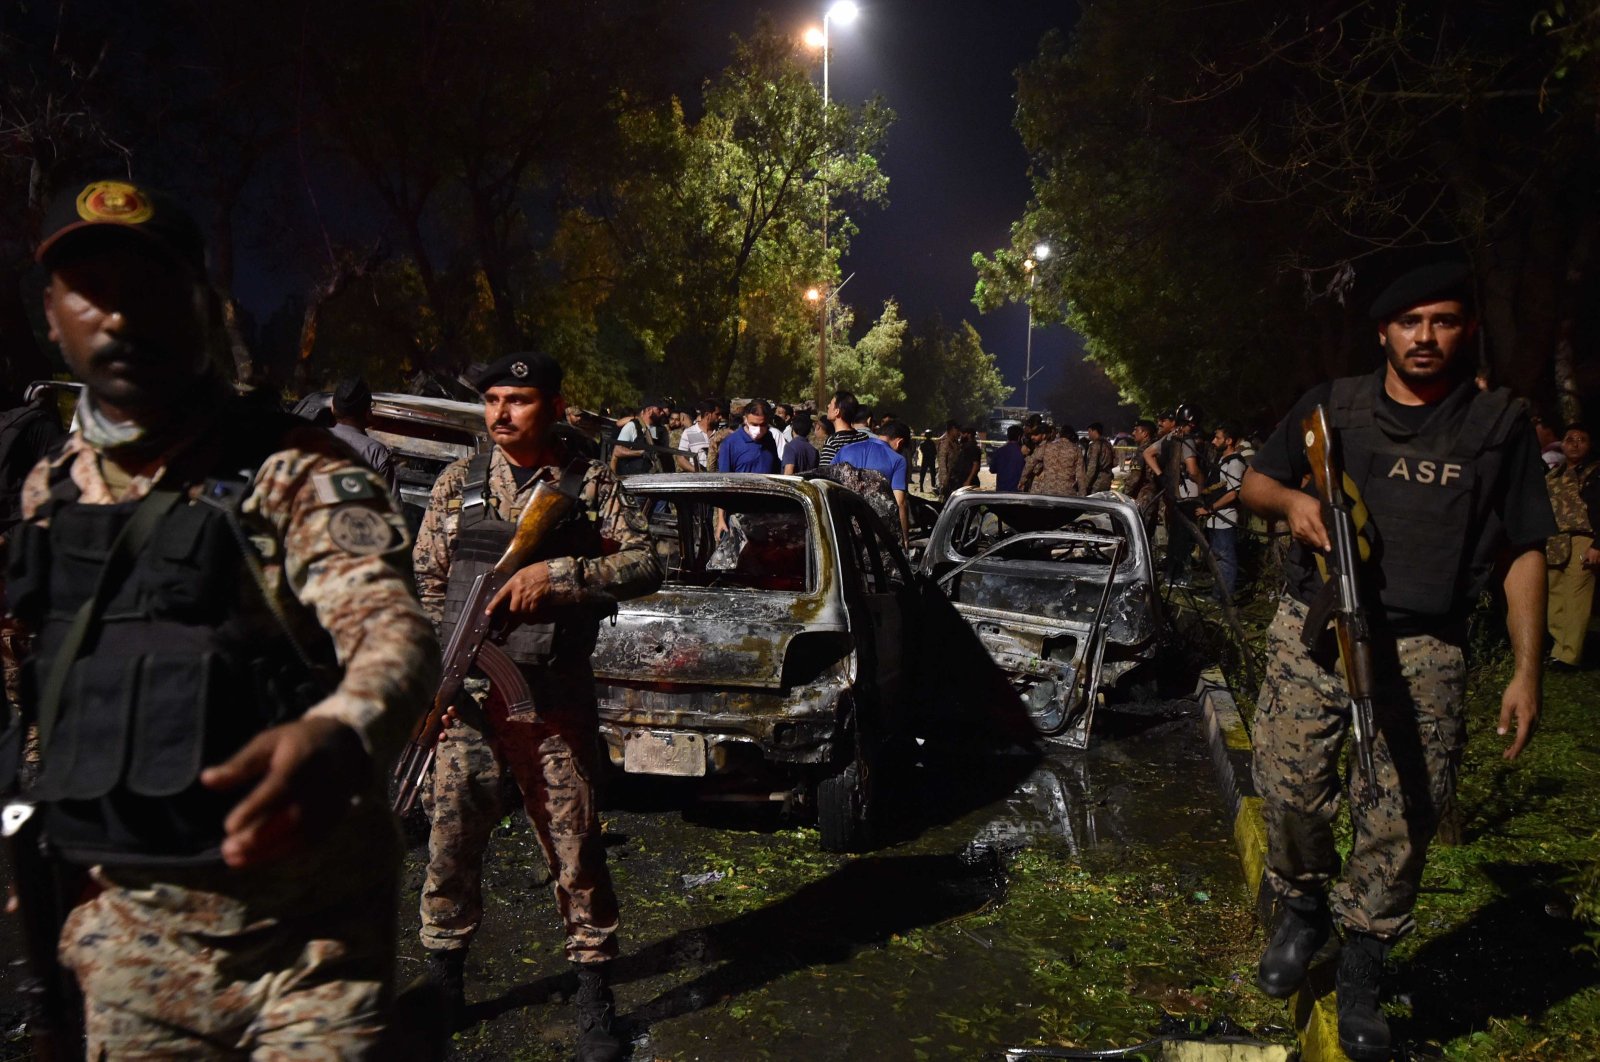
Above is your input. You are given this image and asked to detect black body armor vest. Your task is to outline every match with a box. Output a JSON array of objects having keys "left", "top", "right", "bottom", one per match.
[
  {"left": 4, "top": 410, "right": 334, "bottom": 866},
  {"left": 1284, "top": 371, "right": 1520, "bottom": 631},
  {"left": 438, "top": 453, "right": 605, "bottom": 667}
]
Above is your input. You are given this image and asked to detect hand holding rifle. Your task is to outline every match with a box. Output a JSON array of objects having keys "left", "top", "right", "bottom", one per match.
[
  {"left": 1300, "top": 405, "right": 1381, "bottom": 804},
  {"left": 391, "top": 472, "right": 581, "bottom": 816}
]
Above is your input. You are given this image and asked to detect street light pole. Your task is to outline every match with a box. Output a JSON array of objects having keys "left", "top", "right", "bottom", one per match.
[
  {"left": 1022, "top": 241, "right": 1050, "bottom": 413},
  {"left": 806, "top": 2, "right": 858, "bottom": 410}
]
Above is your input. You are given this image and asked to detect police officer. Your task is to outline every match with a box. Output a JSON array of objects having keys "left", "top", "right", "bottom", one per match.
[
  {"left": 412, "top": 352, "right": 661, "bottom": 1061},
  {"left": 5, "top": 179, "right": 437, "bottom": 1057},
  {"left": 1240, "top": 262, "right": 1554, "bottom": 1060}
]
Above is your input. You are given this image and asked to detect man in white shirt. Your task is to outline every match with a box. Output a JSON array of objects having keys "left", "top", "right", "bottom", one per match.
[{"left": 676, "top": 400, "right": 719, "bottom": 471}]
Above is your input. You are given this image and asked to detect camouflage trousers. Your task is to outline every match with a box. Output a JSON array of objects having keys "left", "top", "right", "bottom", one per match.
[
  {"left": 1547, "top": 533, "right": 1594, "bottom": 665},
  {"left": 59, "top": 821, "right": 399, "bottom": 1060},
  {"left": 1252, "top": 596, "right": 1467, "bottom": 941},
  {"left": 419, "top": 664, "right": 619, "bottom": 964}
]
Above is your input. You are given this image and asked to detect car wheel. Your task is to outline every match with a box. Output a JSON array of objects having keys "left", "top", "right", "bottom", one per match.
[{"left": 817, "top": 760, "right": 873, "bottom": 853}]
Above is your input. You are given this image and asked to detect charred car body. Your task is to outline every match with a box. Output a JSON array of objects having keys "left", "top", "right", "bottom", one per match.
[
  {"left": 591, "top": 473, "right": 924, "bottom": 852},
  {"left": 919, "top": 490, "right": 1163, "bottom": 747}
]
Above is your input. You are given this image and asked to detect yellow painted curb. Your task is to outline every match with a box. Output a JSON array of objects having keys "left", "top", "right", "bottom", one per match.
[
  {"left": 1233, "top": 795, "right": 1267, "bottom": 903},
  {"left": 1197, "top": 675, "right": 1354, "bottom": 1062}
]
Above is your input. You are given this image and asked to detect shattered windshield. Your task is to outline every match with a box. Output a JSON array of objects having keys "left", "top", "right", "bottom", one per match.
[
  {"left": 633, "top": 491, "right": 813, "bottom": 593},
  {"left": 946, "top": 502, "right": 1129, "bottom": 569}
]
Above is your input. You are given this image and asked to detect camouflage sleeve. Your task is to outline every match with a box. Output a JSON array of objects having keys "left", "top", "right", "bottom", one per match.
[
  {"left": 247, "top": 431, "right": 440, "bottom": 764},
  {"left": 544, "top": 461, "right": 663, "bottom": 607},
  {"left": 1020, "top": 447, "right": 1042, "bottom": 491},
  {"left": 414, "top": 458, "right": 471, "bottom": 627}
]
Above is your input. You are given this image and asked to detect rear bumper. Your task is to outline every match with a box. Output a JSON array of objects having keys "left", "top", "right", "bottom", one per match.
[{"left": 594, "top": 679, "right": 848, "bottom": 774}]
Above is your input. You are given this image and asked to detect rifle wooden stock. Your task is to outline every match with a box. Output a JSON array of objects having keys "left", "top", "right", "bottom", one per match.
[
  {"left": 1301, "top": 405, "right": 1381, "bottom": 802},
  {"left": 391, "top": 478, "right": 575, "bottom": 815}
]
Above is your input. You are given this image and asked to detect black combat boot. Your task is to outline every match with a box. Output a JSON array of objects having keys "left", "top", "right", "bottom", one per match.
[
  {"left": 575, "top": 961, "right": 624, "bottom": 1062},
  {"left": 1256, "top": 892, "right": 1332, "bottom": 998},
  {"left": 1336, "top": 931, "right": 1393, "bottom": 1061},
  {"left": 425, "top": 947, "right": 467, "bottom": 1029}
]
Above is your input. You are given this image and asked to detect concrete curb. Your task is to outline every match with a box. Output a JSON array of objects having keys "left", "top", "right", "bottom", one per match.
[{"left": 1194, "top": 668, "right": 1352, "bottom": 1062}]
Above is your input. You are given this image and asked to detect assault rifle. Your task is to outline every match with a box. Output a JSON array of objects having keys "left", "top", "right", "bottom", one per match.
[
  {"left": 2, "top": 800, "right": 78, "bottom": 1060},
  {"left": 1300, "top": 405, "right": 1380, "bottom": 802},
  {"left": 390, "top": 473, "right": 582, "bottom": 815}
]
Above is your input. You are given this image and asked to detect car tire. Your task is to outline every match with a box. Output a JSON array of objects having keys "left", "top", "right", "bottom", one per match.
[{"left": 817, "top": 760, "right": 873, "bottom": 853}]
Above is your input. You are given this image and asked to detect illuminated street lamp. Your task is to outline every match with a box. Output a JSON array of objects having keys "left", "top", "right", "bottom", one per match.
[
  {"left": 803, "top": 0, "right": 860, "bottom": 408},
  {"left": 1022, "top": 242, "right": 1050, "bottom": 412}
]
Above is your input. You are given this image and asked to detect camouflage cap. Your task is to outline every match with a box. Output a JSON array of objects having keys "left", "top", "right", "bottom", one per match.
[{"left": 36, "top": 179, "right": 206, "bottom": 274}]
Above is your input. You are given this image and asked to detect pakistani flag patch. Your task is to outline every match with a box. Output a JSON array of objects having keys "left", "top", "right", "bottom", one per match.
[{"left": 312, "top": 470, "right": 381, "bottom": 504}]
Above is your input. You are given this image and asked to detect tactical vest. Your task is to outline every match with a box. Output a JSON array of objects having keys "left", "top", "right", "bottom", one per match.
[
  {"left": 1284, "top": 371, "right": 1521, "bottom": 628},
  {"left": 5, "top": 410, "right": 334, "bottom": 866},
  {"left": 438, "top": 453, "right": 605, "bottom": 667}
]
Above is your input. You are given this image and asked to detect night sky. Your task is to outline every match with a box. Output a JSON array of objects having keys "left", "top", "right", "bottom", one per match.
[{"left": 686, "top": 0, "right": 1087, "bottom": 404}]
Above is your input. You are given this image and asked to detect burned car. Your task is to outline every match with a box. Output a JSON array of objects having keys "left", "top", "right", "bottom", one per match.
[
  {"left": 291, "top": 391, "right": 492, "bottom": 528},
  {"left": 591, "top": 473, "right": 924, "bottom": 852},
  {"left": 919, "top": 490, "right": 1162, "bottom": 748}
]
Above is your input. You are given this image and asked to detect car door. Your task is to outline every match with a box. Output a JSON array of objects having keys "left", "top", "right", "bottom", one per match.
[{"left": 828, "top": 492, "right": 906, "bottom": 716}]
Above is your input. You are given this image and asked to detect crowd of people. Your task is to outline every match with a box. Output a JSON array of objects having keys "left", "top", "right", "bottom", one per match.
[{"left": 0, "top": 182, "right": 1580, "bottom": 1062}]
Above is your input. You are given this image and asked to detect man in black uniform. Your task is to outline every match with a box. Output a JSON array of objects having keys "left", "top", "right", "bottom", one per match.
[{"left": 1240, "top": 262, "right": 1553, "bottom": 1060}]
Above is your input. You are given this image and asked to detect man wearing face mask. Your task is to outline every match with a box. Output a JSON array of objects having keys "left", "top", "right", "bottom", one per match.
[
  {"left": 5, "top": 179, "right": 437, "bottom": 1058},
  {"left": 716, "top": 399, "right": 782, "bottom": 474}
]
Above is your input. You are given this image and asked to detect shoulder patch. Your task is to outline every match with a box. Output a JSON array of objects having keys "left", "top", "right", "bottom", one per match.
[
  {"left": 313, "top": 470, "right": 380, "bottom": 504},
  {"left": 327, "top": 503, "right": 398, "bottom": 555}
]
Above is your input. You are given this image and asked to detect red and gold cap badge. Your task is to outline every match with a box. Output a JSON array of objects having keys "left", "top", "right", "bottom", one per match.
[{"left": 74, "top": 180, "right": 155, "bottom": 226}]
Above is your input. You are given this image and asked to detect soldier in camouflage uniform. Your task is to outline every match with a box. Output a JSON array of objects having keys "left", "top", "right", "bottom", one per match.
[
  {"left": 5, "top": 179, "right": 436, "bottom": 1059},
  {"left": 1241, "top": 263, "right": 1553, "bottom": 1061},
  {"left": 413, "top": 351, "right": 661, "bottom": 1062},
  {"left": 1543, "top": 424, "right": 1600, "bottom": 668},
  {"left": 1020, "top": 430, "right": 1086, "bottom": 497}
]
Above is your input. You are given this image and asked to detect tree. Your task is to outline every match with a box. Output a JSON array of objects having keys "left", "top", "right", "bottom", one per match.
[
  {"left": 976, "top": 1, "right": 1600, "bottom": 425},
  {"left": 547, "top": 19, "right": 892, "bottom": 403},
  {"left": 827, "top": 298, "right": 907, "bottom": 409},
  {"left": 900, "top": 316, "right": 1012, "bottom": 429}
]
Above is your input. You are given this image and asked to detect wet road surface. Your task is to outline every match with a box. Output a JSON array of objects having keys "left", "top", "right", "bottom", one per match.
[{"left": 398, "top": 697, "right": 1284, "bottom": 1061}]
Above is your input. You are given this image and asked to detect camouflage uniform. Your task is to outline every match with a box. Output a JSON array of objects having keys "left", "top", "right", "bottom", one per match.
[
  {"left": 1085, "top": 437, "right": 1116, "bottom": 494},
  {"left": 1252, "top": 597, "right": 1466, "bottom": 939},
  {"left": 15, "top": 415, "right": 437, "bottom": 1059},
  {"left": 1544, "top": 460, "right": 1598, "bottom": 665},
  {"left": 412, "top": 443, "right": 660, "bottom": 964},
  {"left": 1021, "top": 437, "right": 1087, "bottom": 497}
]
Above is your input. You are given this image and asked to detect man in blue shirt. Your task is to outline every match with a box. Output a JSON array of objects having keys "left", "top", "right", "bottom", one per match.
[
  {"left": 989, "top": 424, "right": 1026, "bottom": 492},
  {"left": 716, "top": 398, "right": 781, "bottom": 473},
  {"left": 834, "top": 419, "right": 912, "bottom": 547}
]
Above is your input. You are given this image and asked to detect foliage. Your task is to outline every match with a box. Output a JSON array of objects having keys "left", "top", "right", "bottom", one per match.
[
  {"left": 826, "top": 298, "right": 908, "bottom": 410},
  {"left": 977, "top": 0, "right": 1600, "bottom": 427},
  {"left": 900, "top": 317, "right": 1013, "bottom": 430},
  {"left": 548, "top": 19, "right": 893, "bottom": 404}
]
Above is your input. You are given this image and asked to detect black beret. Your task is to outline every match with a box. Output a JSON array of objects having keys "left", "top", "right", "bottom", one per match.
[
  {"left": 36, "top": 178, "right": 207, "bottom": 275},
  {"left": 332, "top": 376, "right": 372, "bottom": 414},
  {"left": 473, "top": 352, "right": 563, "bottom": 395},
  {"left": 1369, "top": 262, "right": 1474, "bottom": 321}
]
